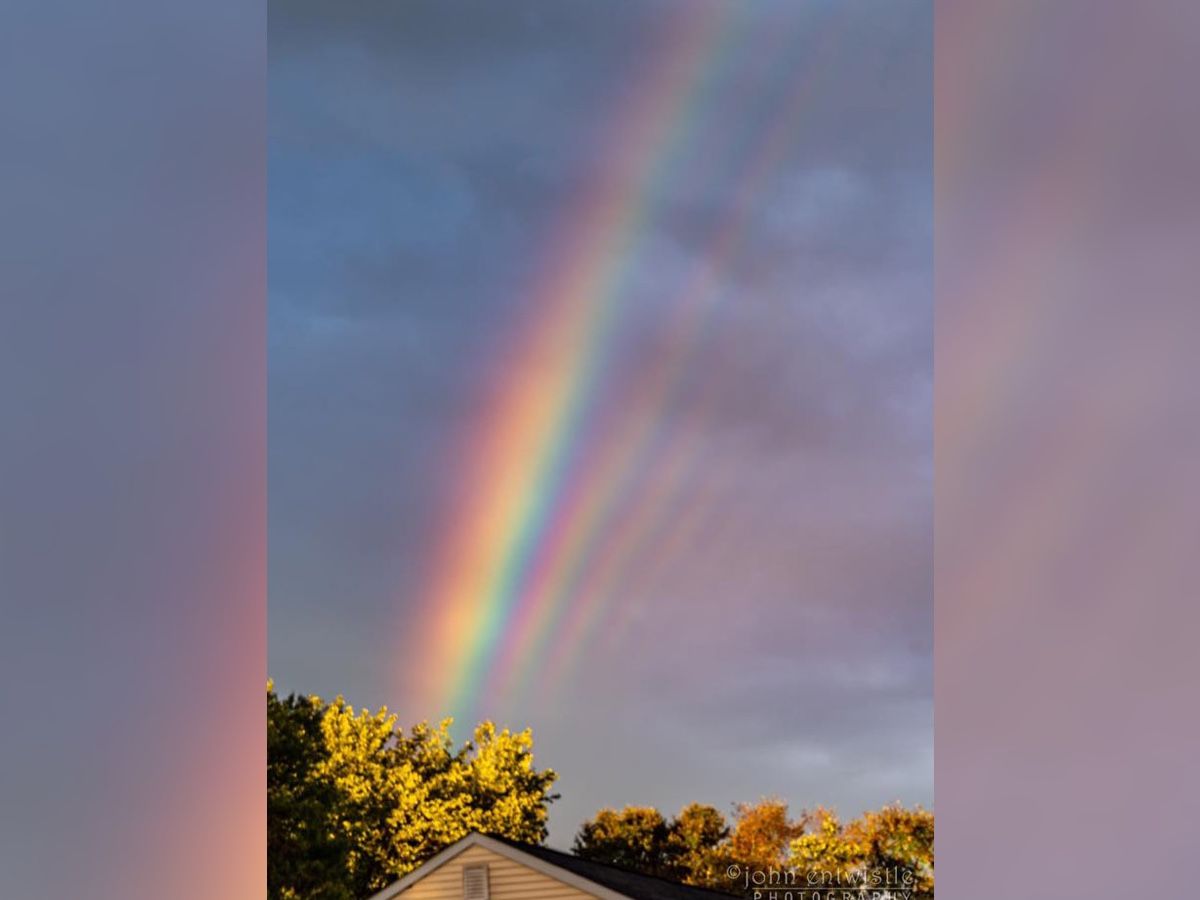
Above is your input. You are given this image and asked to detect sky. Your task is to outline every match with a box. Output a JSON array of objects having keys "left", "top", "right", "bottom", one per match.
[{"left": 269, "top": 0, "right": 931, "bottom": 846}]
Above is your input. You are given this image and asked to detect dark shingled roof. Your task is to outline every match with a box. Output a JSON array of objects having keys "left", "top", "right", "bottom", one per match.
[{"left": 485, "top": 835, "right": 740, "bottom": 900}]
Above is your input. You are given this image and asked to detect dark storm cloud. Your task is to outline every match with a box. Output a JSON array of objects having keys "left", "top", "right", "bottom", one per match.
[{"left": 270, "top": 0, "right": 931, "bottom": 843}]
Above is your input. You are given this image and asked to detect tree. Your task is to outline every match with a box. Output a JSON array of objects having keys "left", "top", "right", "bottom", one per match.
[
  {"left": 787, "top": 810, "right": 868, "bottom": 889},
  {"left": 790, "top": 805, "right": 934, "bottom": 899},
  {"left": 267, "top": 683, "right": 355, "bottom": 900},
  {"left": 267, "top": 683, "right": 559, "bottom": 900},
  {"left": 573, "top": 807, "right": 677, "bottom": 877},
  {"left": 666, "top": 803, "right": 732, "bottom": 888},
  {"left": 725, "top": 799, "right": 807, "bottom": 872},
  {"left": 573, "top": 803, "right": 732, "bottom": 887}
]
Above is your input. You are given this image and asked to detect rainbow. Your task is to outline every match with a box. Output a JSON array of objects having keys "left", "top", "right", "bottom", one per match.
[
  {"left": 405, "top": 4, "right": 848, "bottom": 726},
  {"left": 529, "top": 15, "right": 852, "bottom": 703}
]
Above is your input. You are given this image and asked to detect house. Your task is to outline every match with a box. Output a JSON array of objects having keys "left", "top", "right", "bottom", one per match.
[{"left": 366, "top": 832, "right": 739, "bottom": 900}]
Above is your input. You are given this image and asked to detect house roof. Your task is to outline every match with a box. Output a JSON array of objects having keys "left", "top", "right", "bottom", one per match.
[
  {"left": 366, "top": 832, "right": 739, "bottom": 900},
  {"left": 487, "top": 835, "right": 737, "bottom": 900}
]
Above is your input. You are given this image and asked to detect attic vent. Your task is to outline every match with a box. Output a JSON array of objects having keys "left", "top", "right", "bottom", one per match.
[{"left": 463, "top": 864, "right": 489, "bottom": 900}]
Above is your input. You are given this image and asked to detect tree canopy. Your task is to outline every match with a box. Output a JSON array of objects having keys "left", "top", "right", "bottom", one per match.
[
  {"left": 267, "top": 682, "right": 558, "bottom": 900},
  {"left": 573, "top": 799, "right": 932, "bottom": 896},
  {"left": 573, "top": 799, "right": 805, "bottom": 891},
  {"left": 791, "top": 805, "right": 934, "bottom": 899}
]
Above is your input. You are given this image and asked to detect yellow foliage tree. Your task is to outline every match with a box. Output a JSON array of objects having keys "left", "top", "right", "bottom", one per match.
[
  {"left": 268, "top": 684, "right": 558, "bottom": 900},
  {"left": 790, "top": 805, "right": 933, "bottom": 899}
]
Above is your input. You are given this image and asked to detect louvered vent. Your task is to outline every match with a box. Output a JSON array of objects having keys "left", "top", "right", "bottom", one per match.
[{"left": 463, "top": 864, "right": 489, "bottom": 900}]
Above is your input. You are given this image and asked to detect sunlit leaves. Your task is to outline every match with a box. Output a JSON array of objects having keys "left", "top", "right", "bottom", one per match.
[{"left": 267, "top": 684, "right": 558, "bottom": 899}]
